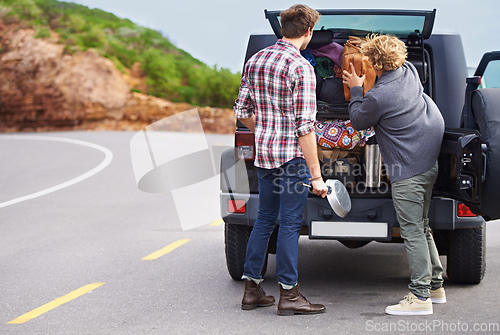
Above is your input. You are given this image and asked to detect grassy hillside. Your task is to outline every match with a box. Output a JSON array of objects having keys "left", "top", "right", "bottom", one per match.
[{"left": 0, "top": 0, "right": 241, "bottom": 108}]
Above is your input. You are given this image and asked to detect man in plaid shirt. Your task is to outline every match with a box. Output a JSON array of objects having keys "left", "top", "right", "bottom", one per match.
[{"left": 235, "top": 4, "right": 328, "bottom": 316}]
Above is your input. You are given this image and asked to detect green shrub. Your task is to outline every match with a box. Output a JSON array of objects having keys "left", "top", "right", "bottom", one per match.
[
  {"left": 8, "top": 0, "right": 41, "bottom": 20},
  {"left": 35, "top": 26, "right": 51, "bottom": 38},
  {"left": 108, "top": 55, "right": 126, "bottom": 73},
  {"left": 80, "top": 25, "right": 107, "bottom": 49},
  {"left": 67, "top": 13, "right": 86, "bottom": 33}
]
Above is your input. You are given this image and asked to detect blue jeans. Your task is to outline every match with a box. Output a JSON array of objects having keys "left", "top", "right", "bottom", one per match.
[{"left": 243, "top": 157, "right": 310, "bottom": 286}]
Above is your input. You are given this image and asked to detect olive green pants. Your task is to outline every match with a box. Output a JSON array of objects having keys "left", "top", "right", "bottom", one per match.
[{"left": 391, "top": 162, "right": 444, "bottom": 298}]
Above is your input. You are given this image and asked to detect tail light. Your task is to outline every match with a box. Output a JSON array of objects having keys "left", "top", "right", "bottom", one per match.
[
  {"left": 235, "top": 130, "right": 255, "bottom": 160},
  {"left": 457, "top": 203, "right": 476, "bottom": 217},
  {"left": 228, "top": 200, "right": 246, "bottom": 213}
]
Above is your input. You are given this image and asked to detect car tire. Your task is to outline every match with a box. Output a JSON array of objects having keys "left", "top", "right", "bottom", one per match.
[
  {"left": 446, "top": 225, "right": 486, "bottom": 284},
  {"left": 224, "top": 223, "right": 268, "bottom": 281},
  {"left": 471, "top": 88, "right": 500, "bottom": 220}
]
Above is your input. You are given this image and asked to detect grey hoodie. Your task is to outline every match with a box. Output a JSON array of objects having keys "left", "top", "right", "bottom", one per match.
[{"left": 348, "top": 61, "right": 445, "bottom": 182}]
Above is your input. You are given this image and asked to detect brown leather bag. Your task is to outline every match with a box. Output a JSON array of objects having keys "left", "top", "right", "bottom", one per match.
[{"left": 342, "top": 36, "right": 377, "bottom": 101}]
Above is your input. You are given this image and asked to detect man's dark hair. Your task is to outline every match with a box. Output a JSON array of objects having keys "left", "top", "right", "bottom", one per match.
[{"left": 280, "top": 4, "right": 320, "bottom": 39}]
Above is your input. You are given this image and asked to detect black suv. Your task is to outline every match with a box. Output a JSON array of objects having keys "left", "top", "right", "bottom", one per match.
[{"left": 220, "top": 9, "right": 500, "bottom": 284}]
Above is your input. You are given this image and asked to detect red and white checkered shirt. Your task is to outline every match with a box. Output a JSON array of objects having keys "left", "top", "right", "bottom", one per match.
[{"left": 234, "top": 39, "right": 317, "bottom": 169}]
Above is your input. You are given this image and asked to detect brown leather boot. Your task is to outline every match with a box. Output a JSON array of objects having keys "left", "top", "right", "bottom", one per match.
[
  {"left": 278, "top": 284, "right": 325, "bottom": 316},
  {"left": 241, "top": 280, "right": 276, "bottom": 310}
]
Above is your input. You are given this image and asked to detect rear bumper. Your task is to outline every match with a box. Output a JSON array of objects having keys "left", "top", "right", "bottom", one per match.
[{"left": 220, "top": 193, "right": 485, "bottom": 241}]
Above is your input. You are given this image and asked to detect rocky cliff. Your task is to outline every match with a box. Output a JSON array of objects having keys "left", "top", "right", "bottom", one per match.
[{"left": 0, "top": 24, "right": 236, "bottom": 134}]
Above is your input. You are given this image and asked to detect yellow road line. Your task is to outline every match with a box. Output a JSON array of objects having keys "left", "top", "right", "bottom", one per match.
[
  {"left": 8, "top": 282, "right": 105, "bottom": 324},
  {"left": 142, "top": 239, "right": 191, "bottom": 260},
  {"left": 209, "top": 218, "right": 224, "bottom": 226}
]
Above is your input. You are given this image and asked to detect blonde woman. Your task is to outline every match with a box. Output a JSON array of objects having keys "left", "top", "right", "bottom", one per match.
[{"left": 343, "top": 34, "right": 446, "bottom": 315}]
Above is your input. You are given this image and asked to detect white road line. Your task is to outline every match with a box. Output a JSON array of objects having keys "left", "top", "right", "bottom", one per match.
[{"left": 0, "top": 135, "right": 113, "bottom": 209}]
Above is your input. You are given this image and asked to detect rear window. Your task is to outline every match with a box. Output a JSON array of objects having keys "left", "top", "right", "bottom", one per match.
[
  {"left": 267, "top": 9, "right": 436, "bottom": 40},
  {"left": 312, "top": 14, "right": 426, "bottom": 38}
]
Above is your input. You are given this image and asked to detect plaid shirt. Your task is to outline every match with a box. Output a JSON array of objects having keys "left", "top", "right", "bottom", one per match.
[{"left": 234, "top": 39, "right": 317, "bottom": 169}]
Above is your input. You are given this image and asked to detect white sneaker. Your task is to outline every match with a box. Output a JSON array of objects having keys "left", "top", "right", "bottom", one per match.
[
  {"left": 430, "top": 287, "right": 446, "bottom": 304},
  {"left": 385, "top": 292, "right": 433, "bottom": 316}
]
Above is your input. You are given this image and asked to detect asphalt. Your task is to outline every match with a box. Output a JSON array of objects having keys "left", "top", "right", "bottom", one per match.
[{"left": 0, "top": 131, "right": 499, "bottom": 334}]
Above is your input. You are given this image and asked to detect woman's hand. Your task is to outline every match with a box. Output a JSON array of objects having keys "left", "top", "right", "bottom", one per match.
[{"left": 342, "top": 62, "right": 365, "bottom": 89}]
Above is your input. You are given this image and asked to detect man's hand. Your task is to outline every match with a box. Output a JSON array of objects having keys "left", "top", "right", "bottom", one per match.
[
  {"left": 297, "top": 132, "right": 328, "bottom": 198},
  {"left": 342, "top": 62, "right": 365, "bottom": 89},
  {"left": 311, "top": 178, "right": 328, "bottom": 198}
]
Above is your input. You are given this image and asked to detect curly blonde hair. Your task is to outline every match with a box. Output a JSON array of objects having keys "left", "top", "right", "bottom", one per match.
[{"left": 361, "top": 34, "right": 407, "bottom": 71}]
